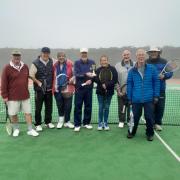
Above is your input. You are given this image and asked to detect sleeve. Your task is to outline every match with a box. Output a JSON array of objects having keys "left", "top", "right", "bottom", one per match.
[
  {"left": 29, "top": 64, "right": 37, "bottom": 78},
  {"left": 1, "top": 66, "right": 8, "bottom": 99},
  {"left": 127, "top": 70, "right": 133, "bottom": 101},
  {"left": 152, "top": 67, "right": 160, "bottom": 97}
]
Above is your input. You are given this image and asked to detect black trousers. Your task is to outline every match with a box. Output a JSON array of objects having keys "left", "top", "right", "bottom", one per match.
[
  {"left": 54, "top": 92, "right": 72, "bottom": 123},
  {"left": 117, "top": 96, "right": 130, "bottom": 123},
  {"left": 34, "top": 90, "right": 53, "bottom": 126}
]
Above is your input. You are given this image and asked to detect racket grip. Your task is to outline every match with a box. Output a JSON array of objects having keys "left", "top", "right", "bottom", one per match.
[
  {"left": 122, "top": 105, "right": 126, "bottom": 113},
  {"left": 81, "top": 83, "right": 87, "bottom": 86}
]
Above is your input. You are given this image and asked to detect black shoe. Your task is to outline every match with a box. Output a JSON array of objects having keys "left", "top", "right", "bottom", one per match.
[
  {"left": 127, "top": 133, "right": 134, "bottom": 139},
  {"left": 147, "top": 136, "right": 154, "bottom": 141}
]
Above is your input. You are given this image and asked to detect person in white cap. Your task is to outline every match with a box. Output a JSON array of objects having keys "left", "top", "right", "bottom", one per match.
[
  {"left": 146, "top": 47, "right": 173, "bottom": 131},
  {"left": 73, "top": 48, "right": 96, "bottom": 132},
  {"left": 1, "top": 50, "right": 39, "bottom": 137}
]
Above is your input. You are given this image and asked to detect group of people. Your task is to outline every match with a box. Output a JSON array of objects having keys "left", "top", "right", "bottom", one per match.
[{"left": 1, "top": 47, "right": 173, "bottom": 141}]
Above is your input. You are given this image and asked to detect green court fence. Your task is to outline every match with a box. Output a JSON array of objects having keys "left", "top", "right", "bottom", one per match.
[{"left": 0, "top": 86, "right": 180, "bottom": 126}]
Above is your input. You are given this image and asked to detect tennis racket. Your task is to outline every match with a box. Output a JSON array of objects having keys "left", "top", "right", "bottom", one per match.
[
  {"left": 127, "top": 105, "right": 134, "bottom": 133},
  {"left": 99, "top": 68, "right": 113, "bottom": 94},
  {"left": 160, "top": 60, "right": 179, "bottom": 75},
  {"left": 120, "top": 84, "right": 127, "bottom": 113},
  {"left": 5, "top": 103, "right": 13, "bottom": 135}
]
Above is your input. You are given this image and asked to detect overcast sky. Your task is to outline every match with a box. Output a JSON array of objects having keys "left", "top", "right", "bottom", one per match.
[{"left": 0, "top": 0, "right": 180, "bottom": 48}]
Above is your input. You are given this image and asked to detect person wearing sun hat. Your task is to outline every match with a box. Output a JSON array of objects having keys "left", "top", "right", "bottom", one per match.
[
  {"left": 1, "top": 50, "right": 39, "bottom": 137},
  {"left": 146, "top": 47, "right": 173, "bottom": 131}
]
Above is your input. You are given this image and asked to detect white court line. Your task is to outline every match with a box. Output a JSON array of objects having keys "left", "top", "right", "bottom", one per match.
[{"left": 142, "top": 118, "right": 180, "bottom": 163}]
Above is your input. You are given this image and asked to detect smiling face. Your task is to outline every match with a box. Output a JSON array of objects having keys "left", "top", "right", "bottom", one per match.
[
  {"left": 148, "top": 51, "right": 160, "bottom": 59},
  {"left": 122, "top": 50, "right": 131, "bottom": 63},
  {"left": 80, "top": 52, "right": 88, "bottom": 61},
  {"left": 41, "top": 52, "right": 50, "bottom": 61},
  {"left": 100, "top": 55, "right": 109, "bottom": 67},
  {"left": 136, "top": 49, "right": 146, "bottom": 66},
  {"left": 57, "top": 52, "right": 66, "bottom": 64},
  {"left": 12, "top": 55, "right": 21, "bottom": 66}
]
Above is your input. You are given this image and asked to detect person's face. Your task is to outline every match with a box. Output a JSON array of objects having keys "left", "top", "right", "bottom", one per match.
[
  {"left": 57, "top": 53, "right": 66, "bottom": 64},
  {"left": 41, "top": 52, "right": 50, "bottom": 61},
  {"left": 81, "top": 52, "right": 88, "bottom": 61},
  {"left": 12, "top": 55, "right": 21, "bottom": 65},
  {"left": 149, "top": 51, "right": 159, "bottom": 59},
  {"left": 136, "top": 51, "right": 145, "bottom": 64},
  {"left": 100, "top": 57, "right": 109, "bottom": 67},
  {"left": 122, "top": 51, "right": 131, "bottom": 63}
]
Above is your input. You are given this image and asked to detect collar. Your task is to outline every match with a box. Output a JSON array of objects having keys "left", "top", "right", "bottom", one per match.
[
  {"left": 80, "top": 59, "right": 89, "bottom": 64},
  {"left": 10, "top": 61, "right": 24, "bottom": 71},
  {"left": 121, "top": 59, "right": 133, "bottom": 67},
  {"left": 40, "top": 57, "right": 49, "bottom": 65}
]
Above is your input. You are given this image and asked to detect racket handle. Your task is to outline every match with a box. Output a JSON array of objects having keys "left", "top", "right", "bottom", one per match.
[
  {"left": 122, "top": 105, "right": 126, "bottom": 113},
  {"left": 81, "top": 83, "right": 87, "bottom": 86}
]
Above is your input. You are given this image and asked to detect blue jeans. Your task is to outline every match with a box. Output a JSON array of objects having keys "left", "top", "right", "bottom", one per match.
[
  {"left": 97, "top": 95, "right": 112, "bottom": 127},
  {"left": 131, "top": 102, "right": 154, "bottom": 136}
]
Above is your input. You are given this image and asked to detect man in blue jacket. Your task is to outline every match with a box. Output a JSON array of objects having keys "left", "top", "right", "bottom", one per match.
[
  {"left": 74, "top": 48, "right": 96, "bottom": 132},
  {"left": 127, "top": 49, "right": 160, "bottom": 141},
  {"left": 146, "top": 47, "right": 173, "bottom": 131}
]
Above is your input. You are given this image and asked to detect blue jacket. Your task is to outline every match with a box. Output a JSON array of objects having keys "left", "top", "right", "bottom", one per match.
[
  {"left": 127, "top": 63, "right": 160, "bottom": 103},
  {"left": 146, "top": 57, "right": 173, "bottom": 92},
  {"left": 74, "top": 59, "right": 96, "bottom": 89}
]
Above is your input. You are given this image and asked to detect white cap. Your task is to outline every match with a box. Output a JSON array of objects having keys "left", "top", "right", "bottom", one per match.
[
  {"left": 147, "top": 47, "right": 161, "bottom": 53},
  {"left": 80, "top": 48, "right": 88, "bottom": 53}
]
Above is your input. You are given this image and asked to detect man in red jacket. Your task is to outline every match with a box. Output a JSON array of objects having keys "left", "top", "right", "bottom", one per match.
[{"left": 1, "top": 50, "right": 39, "bottom": 137}]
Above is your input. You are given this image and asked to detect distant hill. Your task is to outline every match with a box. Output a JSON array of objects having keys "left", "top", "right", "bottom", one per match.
[{"left": 0, "top": 46, "right": 180, "bottom": 78}]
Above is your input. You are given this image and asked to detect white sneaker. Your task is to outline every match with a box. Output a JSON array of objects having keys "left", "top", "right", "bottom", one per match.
[
  {"left": 83, "top": 124, "right": 93, "bottom": 129},
  {"left": 13, "top": 129, "right": 20, "bottom": 137},
  {"left": 36, "top": 125, "right": 43, "bottom": 132},
  {"left": 46, "top": 123, "right": 55, "bottom": 129},
  {"left": 155, "top": 124, "right": 162, "bottom": 131},
  {"left": 57, "top": 120, "right": 64, "bottom": 129},
  {"left": 104, "top": 126, "right": 110, "bottom": 131},
  {"left": 64, "top": 122, "right": 74, "bottom": 129},
  {"left": 74, "top": 126, "right": 81, "bottom": 132},
  {"left": 27, "top": 129, "right": 39, "bottom": 137},
  {"left": 97, "top": 126, "right": 103, "bottom": 131},
  {"left": 118, "top": 122, "right": 124, "bottom": 128}
]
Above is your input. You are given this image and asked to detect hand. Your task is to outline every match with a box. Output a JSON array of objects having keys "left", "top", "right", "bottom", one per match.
[
  {"left": 102, "top": 83, "right": 106, "bottom": 90},
  {"left": 37, "top": 81, "right": 42, "bottom": 87},
  {"left": 69, "top": 77, "right": 75, "bottom": 84},
  {"left": 153, "top": 97, "right": 159, "bottom": 104},
  {"left": 3, "top": 98, "right": 8, "bottom": 103},
  {"left": 86, "top": 72, "right": 96, "bottom": 78},
  {"left": 85, "top": 80, "right": 92, "bottom": 85},
  {"left": 117, "top": 90, "right": 123, "bottom": 97},
  {"left": 159, "top": 74, "right": 165, "bottom": 80}
]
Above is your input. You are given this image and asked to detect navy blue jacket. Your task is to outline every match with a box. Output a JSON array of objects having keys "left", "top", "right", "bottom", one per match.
[
  {"left": 74, "top": 59, "right": 96, "bottom": 89},
  {"left": 94, "top": 65, "right": 118, "bottom": 96},
  {"left": 146, "top": 57, "right": 173, "bottom": 92},
  {"left": 127, "top": 63, "right": 160, "bottom": 103}
]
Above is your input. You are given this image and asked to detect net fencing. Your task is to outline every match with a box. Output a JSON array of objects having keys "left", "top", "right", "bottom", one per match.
[{"left": 0, "top": 86, "right": 180, "bottom": 126}]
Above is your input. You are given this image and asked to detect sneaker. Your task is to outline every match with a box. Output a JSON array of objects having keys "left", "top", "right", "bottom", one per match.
[
  {"left": 45, "top": 123, "right": 55, "bottom": 129},
  {"left": 64, "top": 122, "right": 74, "bottom": 129},
  {"left": 147, "top": 136, "right": 154, "bottom": 141},
  {"left": 74, "top": 126, "right": 81, "bottom": 132},
  {"left": 27, "top": 129, "right": 39, "bottom": 137},
  {"left": 13, "top": 129, "right": 20, "bottom": 137},
  {"left": 36, "top": 125, "right": 43, "bottom": 132},
  {"left": 83, "top": 124, "right": 93, "bottom": 129},
  {"left": 97, "top": 126, "right": 103, "bottom": 131},
  {"left": 57, "top": 120, "right": 64, "bottom": 129},
  {"left": 118, "top": 122, "right": 124, "bottom": 128},
  {"left": 154, "top": 124, "right": 162, "bottom": 131},
  {"left": 104, "top": 126, "right": 110, "bottom": 131}
]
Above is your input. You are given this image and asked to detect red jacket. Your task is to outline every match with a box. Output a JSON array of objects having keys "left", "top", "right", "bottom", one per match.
[
  {"left": 52, "top": 59, "right": 74, "bottom": 94},
  {"left": 1, "top": 63, "right": 30, "bottom": 101}
]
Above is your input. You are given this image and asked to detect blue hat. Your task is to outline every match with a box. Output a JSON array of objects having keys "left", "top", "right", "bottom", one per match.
[{"left": 41, "top": 47, "right": 51, "bottom": 53}]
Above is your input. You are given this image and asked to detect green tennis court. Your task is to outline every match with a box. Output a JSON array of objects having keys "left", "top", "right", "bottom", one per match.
[{"left": 0, "top": 83, "right": 179, "bottom": 180}]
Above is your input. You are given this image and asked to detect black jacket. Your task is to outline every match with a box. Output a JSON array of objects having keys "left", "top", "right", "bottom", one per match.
[{"left": 94, "top": 65, "right": 118, "bottom": 96}]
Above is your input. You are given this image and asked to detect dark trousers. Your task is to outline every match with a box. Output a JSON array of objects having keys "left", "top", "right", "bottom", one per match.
[
  {"left": 154, "top": 92, "right": 166, "bottom": 125},
  {"left": 54, "top": 92, "right": 72, "bottom": 123},
  {"left": 117, "top": 96, "right": 130, "bottom": 123},
  {"left": 34, "top": 91, "right": 52, "bottom": 126},
  {"left": 74, "top": 88, "right": 93, "bottom": 127},
  {"left": 97, "top": 95, "right": 112, "bottom": 126},
  {"left": 131, "top": 102, "right": 154, "bottom": 137}
]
